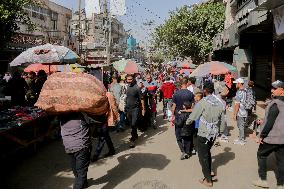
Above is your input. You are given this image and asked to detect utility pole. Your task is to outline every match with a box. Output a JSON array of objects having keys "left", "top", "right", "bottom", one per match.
[
  {"left": 78, "top": 0, "right": 82, "bottom": 56},
  {"left": 103, "top": 0, "right": 111, "bottom": 65}
]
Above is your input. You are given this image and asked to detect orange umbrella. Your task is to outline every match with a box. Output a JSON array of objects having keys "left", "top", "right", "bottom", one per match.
[{"left": 24, "top": 63, "right": 57, "bottom": 73}]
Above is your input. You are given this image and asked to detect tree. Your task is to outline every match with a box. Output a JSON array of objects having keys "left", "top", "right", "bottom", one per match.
[
  {"left": 0, "top": 0, "right": 35, "bottom": 48},
  {"left": 153, "top": 1, "right": 225, "bottom": 63}
]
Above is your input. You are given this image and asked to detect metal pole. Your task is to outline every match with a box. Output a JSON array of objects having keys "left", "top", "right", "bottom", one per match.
[
  {"left": 78, "top": 0, "right": 82, "bottom": 55},
  {"left": 103, "top": 0, "right": 111, "bottom": 65},
  {"left": 108, "top": 15, "right": 112, "bottom": 65}
]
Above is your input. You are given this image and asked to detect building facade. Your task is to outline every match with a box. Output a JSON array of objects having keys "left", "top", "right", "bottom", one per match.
[
  {"left": 0, "top": 0, "right": 72, "bottom": 73},
  {"left": 213, "top": 0, "right": 284, "bottom": 91},
  {"left": 70, "top": 12, "right": 127, "bottom": 64}
]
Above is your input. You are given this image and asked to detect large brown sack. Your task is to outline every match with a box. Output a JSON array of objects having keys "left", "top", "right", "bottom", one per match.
[{"left": 35, "top": 72, "right": 118, "bottom": 126}]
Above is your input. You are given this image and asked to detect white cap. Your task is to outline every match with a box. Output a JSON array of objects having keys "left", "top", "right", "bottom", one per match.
[{"left": 233, "top": 78, "right": 245, "bottom": 84}]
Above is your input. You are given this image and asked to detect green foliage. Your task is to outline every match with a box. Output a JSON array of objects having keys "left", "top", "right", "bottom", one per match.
[
  {"left": 0, "top": 0, "right": 35, "bottom": 48},
  {"left": 153, "top": 1, "right": 225, "bottom": 63}
]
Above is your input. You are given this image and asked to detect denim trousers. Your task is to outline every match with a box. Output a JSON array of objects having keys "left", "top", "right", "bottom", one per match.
[
  {"left": 237, "top": 116, "right": 247, "bottom": 140},
  {"left": 69, "top": 147, "right": 91, "bottom": 189},
  {"left": 257, "top": 143, "right": 284, "bottom": 185}
]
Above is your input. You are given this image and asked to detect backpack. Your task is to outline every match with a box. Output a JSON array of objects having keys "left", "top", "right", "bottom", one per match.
[{"left": 243, "top": 88, "right": 256, "bottom": 110}]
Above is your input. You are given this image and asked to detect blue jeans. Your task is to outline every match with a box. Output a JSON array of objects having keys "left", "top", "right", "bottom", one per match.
[
  {"left": 237, "top": 116, "right": 247, "bottom": 140},
  {"left": 116, "top": 111, "right": 126, "bottom": 130}
]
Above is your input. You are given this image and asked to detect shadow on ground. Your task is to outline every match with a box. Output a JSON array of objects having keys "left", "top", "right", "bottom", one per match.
[
  {"left": 2, "top": 109, "right": 169, "bottom": 189},
  {"left": 88, "top": 153, "right": 171, "bottom": 189},
  {"left": 212, "top": 147, "right": 235, "bottom": 176}
]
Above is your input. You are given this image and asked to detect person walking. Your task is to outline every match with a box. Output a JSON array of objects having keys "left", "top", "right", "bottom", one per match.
[
  {"left": 144, "top": 74, "right": 158, "bottom": 129},
  {"left": 172, "top": 78, "right": 194, "bottom": 159},
  {"left": 125, "top": 74, "right": 145, "bottom": 148},
  {"left": 233, "top": 78, "right": 247, "bottom": 145},
  {"left": 186, "top": 82, "right": 225, "bottom": 187},
  {"left": 160, "top": 77, "right": 176, "bottom": 120},
  {"left": 60, "top": 113, "right": 95, "bottom": 189},
  {"left": 253, "top": 80, "right": 284, "bottom": 189},
  {"left": 110, "top": 75, "right": 123, "bottom": 131}
]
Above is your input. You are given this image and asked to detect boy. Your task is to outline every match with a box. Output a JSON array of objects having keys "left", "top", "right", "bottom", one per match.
[{"left": 175, "top": 101, "right": 195, "bottom": 160}]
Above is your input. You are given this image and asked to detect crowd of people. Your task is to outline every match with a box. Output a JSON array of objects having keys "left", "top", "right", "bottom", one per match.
[
  {"left": 0, "top": 70, "right": 47, "bottom": 106},
  {"left": 1, "top": 63, "right": 284, "bottom": 189}
]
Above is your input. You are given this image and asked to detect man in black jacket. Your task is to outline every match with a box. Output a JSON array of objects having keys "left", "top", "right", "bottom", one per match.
[{"left": 253, "top": 80, "right": 284, "bottom": 189}]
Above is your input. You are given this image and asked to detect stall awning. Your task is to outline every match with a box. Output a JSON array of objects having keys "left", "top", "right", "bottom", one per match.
[{"left": 253, "top": 0, "right": 284, "bottom": 11}]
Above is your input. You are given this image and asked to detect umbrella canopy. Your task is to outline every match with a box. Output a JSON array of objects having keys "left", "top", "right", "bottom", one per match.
[
  {"left": 24, "top": 64, "right": 57, "bottom": 73},
  {"left": 190, "top": 61, "right": 237, "bottom": 77},
  {"left": 10, "top": 43, "right": 79, "bottom": 67},
  {"left": 112, "top": 59, "right": 128, "bottom": 72},
  {"left": 112, "top": 59, "right": 139, "bottom": 74},
  {"left": 24, "top": 63, "right": 85, "bottom": 73},
  {"left": 124, "top": 61, "right": 138, "bottom": 74}
]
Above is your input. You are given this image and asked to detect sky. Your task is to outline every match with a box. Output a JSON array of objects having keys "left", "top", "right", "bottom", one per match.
[{"left": 51, "top": 0, "right": 202, "bottom": 46}]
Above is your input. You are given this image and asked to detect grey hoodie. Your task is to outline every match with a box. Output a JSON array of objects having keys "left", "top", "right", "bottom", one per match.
[{"left": 186, "top": 94, "right": 225, "bottom": 139}]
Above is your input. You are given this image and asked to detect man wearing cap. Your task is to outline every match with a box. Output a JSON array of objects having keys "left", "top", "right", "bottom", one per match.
[
  {"left": 233, "top": 78, "right": 247, "bottom": 145},
  {"left": 253, "top": 80, "right": 284, "bottom": 189}
]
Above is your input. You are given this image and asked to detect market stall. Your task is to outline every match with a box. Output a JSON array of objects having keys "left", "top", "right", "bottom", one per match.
[{"left": 0, "top": 107, "right": 58, "bottom": 158}]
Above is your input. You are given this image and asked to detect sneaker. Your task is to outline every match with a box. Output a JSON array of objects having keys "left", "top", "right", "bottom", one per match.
[
  {"left": 276, "top": 185, "right": 284, "bottom": 189},
  {"left": 252, "top": 179, "right": 269, "bottom": 188},
  {"left": 191, "top": 149, "right": 197, "bottom": 155},
  {"left": 180, "top": 153, "right": 189, "bottom": 160}
]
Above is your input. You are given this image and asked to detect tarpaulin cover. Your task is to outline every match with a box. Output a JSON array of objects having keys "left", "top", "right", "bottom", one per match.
[{"left": 35, "top": 72, "right": 118, "bottom": 126}]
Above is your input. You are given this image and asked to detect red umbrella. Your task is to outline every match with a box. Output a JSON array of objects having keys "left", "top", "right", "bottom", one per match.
[
  {"left": 24, "top": 63, "right": 57, "bottom": 73},
  {"left": 124, "top": 61, "right": 138, "bottom": 74}
]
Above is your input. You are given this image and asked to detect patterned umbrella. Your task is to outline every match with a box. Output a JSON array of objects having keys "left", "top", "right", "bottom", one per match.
[
  {"left": 190, "top": 61, "right": 237, "bottom": 77},
  {"left": 10, "top": 43, "right": 79, "bottom": 67}
]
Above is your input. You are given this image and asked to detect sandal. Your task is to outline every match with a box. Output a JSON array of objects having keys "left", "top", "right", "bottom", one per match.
[
  {"left": 199, "top": 178, "right": 213, "bottom": 187},
  {"left": 211, "top": 172, "right": 218, "bottom": 182}
]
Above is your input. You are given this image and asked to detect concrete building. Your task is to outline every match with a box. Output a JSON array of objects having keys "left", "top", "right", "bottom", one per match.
[
  {"left": 213, "top": 0, "right": 284, "bottom": 93},
  {"left": 8, "top": 0, "right": 72, "bottom": 49},
  {"left": 70, "top": 12, "right": 127, "bottom": 64},
  {"left": 0, "top": 0, "right": 72, "bottom": 73}
]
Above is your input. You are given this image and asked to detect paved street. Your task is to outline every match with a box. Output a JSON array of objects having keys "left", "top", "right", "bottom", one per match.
[{"left": 4, "top": 104, "right": 277, "bottom": 189}]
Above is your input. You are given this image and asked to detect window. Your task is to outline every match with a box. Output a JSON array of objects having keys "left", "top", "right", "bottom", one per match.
[{"left": 52, "top": 20, "right": 58, "bottom": 30}]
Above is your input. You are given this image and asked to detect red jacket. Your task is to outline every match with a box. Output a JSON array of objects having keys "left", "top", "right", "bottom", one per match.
[{"left": 160, "top": 81, "right": 176, "bottom": 99}]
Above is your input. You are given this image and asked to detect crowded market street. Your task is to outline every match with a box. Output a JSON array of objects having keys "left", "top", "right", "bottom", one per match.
[
  {"left": 2, "top": 0, "right": 284, "bottom": 189},
  {"left": 3, "top": 104, "right": 277, "bottom": 189}
]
